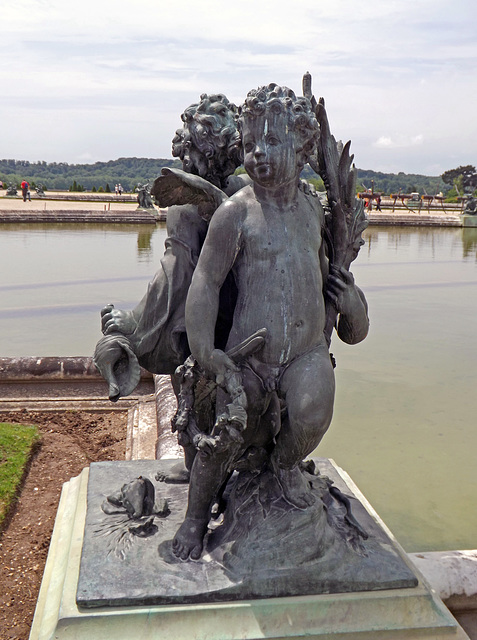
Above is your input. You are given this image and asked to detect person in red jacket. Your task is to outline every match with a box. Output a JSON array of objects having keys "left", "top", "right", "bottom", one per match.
[{"left": 20, "top": 180, "right": 31, "bottom": 202}]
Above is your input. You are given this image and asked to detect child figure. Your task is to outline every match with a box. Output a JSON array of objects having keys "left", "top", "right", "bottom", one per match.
[{"left": 174, "top": 84, "right": 369, "bottom": 560}]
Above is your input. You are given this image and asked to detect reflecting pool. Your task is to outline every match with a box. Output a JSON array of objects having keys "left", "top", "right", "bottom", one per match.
[
  {"left": 320, "top": 225, "right": 477, "bottom": 552},
  {"left": 0, "top": 223, "right": 168, "bottom": 356},
  {"left": 1, "top": 222, "right": 477, "bottom": 552}
]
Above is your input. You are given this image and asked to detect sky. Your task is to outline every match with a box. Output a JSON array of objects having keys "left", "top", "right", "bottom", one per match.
[{"left": 2, "top": 0, "right": 476, "bottom": 175}]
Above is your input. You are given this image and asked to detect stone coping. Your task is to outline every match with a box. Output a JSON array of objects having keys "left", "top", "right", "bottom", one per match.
[
  {"left": 367, "top": 211, "right": 462, "bottom": 226},
  {"left": 0, "top": 194, "right": 166, "bottom": 222},
  {"left": 0, "top": 210, "right": 164, "bottom": 223},
  {"left": 0, "top": 210, "right": 461, "bottom": 226},
  {"left": 0, "top": 356, "right": 155, "bottom": 412},
  {"left": 0, "top": 355, "right": 151, "bottom": 381}
]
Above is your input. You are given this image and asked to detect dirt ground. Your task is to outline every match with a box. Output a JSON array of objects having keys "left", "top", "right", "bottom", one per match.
[{"left": 0, "top": 409, "right": 127, "bottom": 640}]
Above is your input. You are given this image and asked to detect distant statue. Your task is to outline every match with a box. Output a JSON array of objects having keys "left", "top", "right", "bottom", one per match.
[
  {"left": 463, "top": 195, "right": 477, "bottom": 215},
  {"left": 94, "top": 77, "right": 370, "bottom": 573},
  {"left": 6, "top": 183, "right": 17, "bottom": 196},
  {"left": 135, "top": 183, "right": 155, "bottom": 209}
]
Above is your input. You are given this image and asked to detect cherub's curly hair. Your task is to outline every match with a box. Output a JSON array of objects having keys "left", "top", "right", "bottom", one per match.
[
  {"left": 172, "top": 94, "right": 242, "bottom": 188},
  {"left": 238, "top": 84, "right": 319, "bottom": 168}
]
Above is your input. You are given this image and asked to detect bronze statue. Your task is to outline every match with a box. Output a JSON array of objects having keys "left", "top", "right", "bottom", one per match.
[
  {"left": 463, "top": 195, "right": 477, "bottom": 215},
  {"left": 169, "top": 82, "right": 369, "bottom": 560},
  {"left": 135, "top": 182, "right": 155, "bottom": 209}
]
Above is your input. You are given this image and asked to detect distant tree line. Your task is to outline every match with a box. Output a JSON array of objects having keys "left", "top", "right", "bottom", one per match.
[
  {"left": 0, "top": 157, "right": 181, "bottom": 192},
  {"left": 354, "top": 169, "right": 447, "bottom": 196},
  {"left": 0, "top": 157, "right": 463, "bottom": 198},
  {"left": 301, "top": 165, "right": 447, "bottom": 196}
]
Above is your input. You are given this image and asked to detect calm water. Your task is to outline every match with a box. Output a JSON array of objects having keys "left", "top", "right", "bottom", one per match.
[
  {"left": 0, "top": 223, "right": 168, "bottom": 356},
  {"left": 1, "top": 223, "right": 477, "bottom": 552}
]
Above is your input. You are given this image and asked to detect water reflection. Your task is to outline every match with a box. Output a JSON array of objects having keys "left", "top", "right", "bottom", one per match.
[
  {"left": 462, "top": 228, "right": 477, "bottom": 260},
  {"left": 137, "top": 227, "right": 157, "bottom": 261},
  {"left": 366, "top": 225, "right": 477, "bottom": 264}
]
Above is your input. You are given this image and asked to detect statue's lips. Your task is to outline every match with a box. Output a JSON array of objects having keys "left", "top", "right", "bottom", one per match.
[{"left": 255, "top": 163, "right": 271, "bottom": 174}]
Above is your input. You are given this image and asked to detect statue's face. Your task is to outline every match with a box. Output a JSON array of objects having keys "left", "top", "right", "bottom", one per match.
[
  {"left": 183, "top": 143, "right": 209, "bottom": 178},
  {"left": 242, "top": 111, "right": 298, "bottom": 187}
]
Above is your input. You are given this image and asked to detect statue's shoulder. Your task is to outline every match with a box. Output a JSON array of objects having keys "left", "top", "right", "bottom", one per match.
[
  {"left": 206, "top": 187, "right": 252, "bottom": 237},
  {"left": 219, "top": 184, "right": 253, "bottom": 213}
]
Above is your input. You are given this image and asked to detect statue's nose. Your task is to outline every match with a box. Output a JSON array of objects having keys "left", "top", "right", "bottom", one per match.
[{"left": 254, "top": 144, "right": 266, "bottom": 158}]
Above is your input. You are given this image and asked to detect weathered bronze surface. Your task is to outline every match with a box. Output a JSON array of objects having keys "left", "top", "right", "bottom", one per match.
[{"left": 93, "top": 76, "right": 380, "bottom": 594}]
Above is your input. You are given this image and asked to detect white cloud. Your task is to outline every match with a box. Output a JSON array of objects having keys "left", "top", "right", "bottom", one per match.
[
  {"left": 375, "top": 136, "right": 394, "bottom": 149},
  {"left": 374, "top": 134, "right": 424, "bottom": 149}
]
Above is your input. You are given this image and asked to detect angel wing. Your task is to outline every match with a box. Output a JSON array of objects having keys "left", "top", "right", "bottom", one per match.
[{"left": 151, "top": 167, "right": 228, "bottom": 221}]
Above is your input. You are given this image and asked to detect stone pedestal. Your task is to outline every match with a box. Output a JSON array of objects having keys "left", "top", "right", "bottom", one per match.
[
  {"left": 462, "top": 214, "right": 477, "bottom": 227},
  {"left": 30, "top": 460, "right": 470, "bottom": 639}
]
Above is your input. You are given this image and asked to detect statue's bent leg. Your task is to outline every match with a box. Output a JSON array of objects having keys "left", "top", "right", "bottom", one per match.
[
  {"left": 271, "top": 344, "right": 335, "bottom": 508},
  {"left": 173, "top": 367, "right": 275, "bottom": 560}
]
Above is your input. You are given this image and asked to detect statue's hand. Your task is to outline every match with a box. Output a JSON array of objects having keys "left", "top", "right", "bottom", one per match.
[
  {"left": 208, "top": 349, "right": 240, "bottom": 387},
  {"left": 325, "top": 266, "right": 357, "bottom": 316},
  {"left": 101, "top": 304, "right": 137, "bottom": 336}
]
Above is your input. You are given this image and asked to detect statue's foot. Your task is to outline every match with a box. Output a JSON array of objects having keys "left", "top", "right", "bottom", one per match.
[
  {"left": 155, "top": 462, "right": 190, "bottom": 484},
  {"left": 172, "top": 517, "right": 209, "bottom": 560},
  {"left": 274, "top": 464, "right": 315, "bottom": 510}
]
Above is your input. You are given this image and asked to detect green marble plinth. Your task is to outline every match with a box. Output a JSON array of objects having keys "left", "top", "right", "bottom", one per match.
[
  {"left": 462, "top": 214, "right": 477, "bottom": 227},
  {"left": 29, "top": 461, "right": 470, "bottom": 639}
]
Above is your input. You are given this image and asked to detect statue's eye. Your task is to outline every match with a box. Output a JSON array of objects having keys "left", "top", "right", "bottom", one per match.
[
  {"left": 267, "top": 136, "right": 279, "bottom": 146},
  {"left": 244, "top": 143, "right": 254, "bottom": 153}
]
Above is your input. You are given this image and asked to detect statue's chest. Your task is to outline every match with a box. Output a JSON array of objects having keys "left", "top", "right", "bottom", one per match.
[{"left": 244, "top": 209, "right": 322, "bottom": 262}]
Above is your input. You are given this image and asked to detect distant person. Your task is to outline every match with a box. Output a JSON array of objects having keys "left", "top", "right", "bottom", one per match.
[
  {"left": 115, "top": 184, "right": 119, "bottom": 195},
  {"left": 118, "top": 184, "right": 123, "bottom": 195},
  {"left": 21, "top": 180, "right": 31, "bottom": 202},
  {"left": 375, "top": 195, "right": 382, "bottom": 211},
  {"left": 0, "top": 180, "right": 3, "bottom": 189}
]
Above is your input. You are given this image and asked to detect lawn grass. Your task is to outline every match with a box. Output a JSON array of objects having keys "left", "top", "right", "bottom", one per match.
[{"left": 0, "top": 422, "right": 40, "bottom": 529}]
